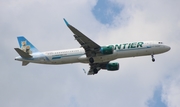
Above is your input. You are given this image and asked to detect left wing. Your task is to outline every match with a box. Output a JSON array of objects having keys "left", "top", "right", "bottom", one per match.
[
  {"left": 63, "top": 18, "right": 101, "bottom": 57},
  {"left": 63, "top": 19, "right": 111, "bottom": 75}
]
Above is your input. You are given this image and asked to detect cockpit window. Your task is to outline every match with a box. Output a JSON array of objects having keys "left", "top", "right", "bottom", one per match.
[{"left": 158, "top": 42, "right": 163, "bottom": 44}]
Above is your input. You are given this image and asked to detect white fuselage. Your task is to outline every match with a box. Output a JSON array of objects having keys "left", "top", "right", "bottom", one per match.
[{"left": 15, "top": 41, "right": 170, "bottom": 64}]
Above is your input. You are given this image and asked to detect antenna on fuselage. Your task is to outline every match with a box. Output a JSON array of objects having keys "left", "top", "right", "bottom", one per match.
[{"left": 83, "top": 69, "right": 87, "bottom": 74}]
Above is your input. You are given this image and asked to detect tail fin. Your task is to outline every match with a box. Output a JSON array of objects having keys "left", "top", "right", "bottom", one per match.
[{"left": 17, "top": 36, "right": 39, "bottom": 54}]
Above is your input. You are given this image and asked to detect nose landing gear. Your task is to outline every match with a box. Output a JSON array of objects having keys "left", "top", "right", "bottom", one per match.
[{"left": 151, "top": 54, "right": 155, "bottom": 62}]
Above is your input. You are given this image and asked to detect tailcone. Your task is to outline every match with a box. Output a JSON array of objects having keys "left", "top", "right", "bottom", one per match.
[{"left": 15, "top": 56, "right": 22, "bottom": 61}]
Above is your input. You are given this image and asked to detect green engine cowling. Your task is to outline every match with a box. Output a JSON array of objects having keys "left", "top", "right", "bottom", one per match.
[
  {"left": 100, "top": 46, "right": 114, "bottom": 55},
  {"left": 106, "top": 62, "right": 119, "bottom": 71}
]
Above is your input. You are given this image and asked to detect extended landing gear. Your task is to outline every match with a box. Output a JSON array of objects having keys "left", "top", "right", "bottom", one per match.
[
  {"left": 151, "top": 54, "right": 155, "bottom": 62},
  {"left": 93, "top": 68, "right": 98, "bottom": 74},
  {"left": 89, "top": 57, "right": 94, "bottom": 64}
]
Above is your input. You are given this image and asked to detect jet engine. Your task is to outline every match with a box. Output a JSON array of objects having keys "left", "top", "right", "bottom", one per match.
[
  {"left": 106, "top": 62, "right": 119, "bottom": 71},
  {"left": 100, "top": 46, "right": 114, "bottom": 55}
]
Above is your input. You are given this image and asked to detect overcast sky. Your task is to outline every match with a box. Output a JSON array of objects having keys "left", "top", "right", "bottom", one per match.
[{"left": 0, "top": 0, "right": 180, "bottom": 107}]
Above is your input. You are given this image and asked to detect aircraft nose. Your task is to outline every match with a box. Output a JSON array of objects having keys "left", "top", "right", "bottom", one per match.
[{"left": 165, "top": 45, "right": 171, "bottom": 52}]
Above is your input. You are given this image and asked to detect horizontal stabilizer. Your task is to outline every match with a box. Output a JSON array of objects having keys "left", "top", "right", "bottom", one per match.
[
  {"left": 22, "top": 61, "right": 29, "bottom": 66},
  {"left": 14, "top": 48, "right": 32, "bottom": 58}
]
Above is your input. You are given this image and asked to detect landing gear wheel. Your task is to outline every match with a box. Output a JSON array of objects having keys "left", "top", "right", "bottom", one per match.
[
  {"left": 152, "top": 58, "right": 155, "bottom": 62},
  {"left": 89, "top": 57, "right": 94, "bottom": 64},
  {"left": 151, "top": 54, "right": 155, "bottom": 62}
]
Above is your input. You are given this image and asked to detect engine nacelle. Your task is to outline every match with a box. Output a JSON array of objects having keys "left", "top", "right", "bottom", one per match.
[
  {"left": 100, "top": 46, "right": 114, "bottom": 55},
  {"left": 106, "top": 62, "right": 119, "bottom": 71}
]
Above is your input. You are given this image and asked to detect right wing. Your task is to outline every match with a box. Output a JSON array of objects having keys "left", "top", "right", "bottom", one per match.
[{"left": 63, "top": 18, "right": 101, "bottom": 57}]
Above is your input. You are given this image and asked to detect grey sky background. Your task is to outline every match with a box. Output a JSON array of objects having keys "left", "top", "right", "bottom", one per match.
[{"left": 0, "top": 0, "right": 180, "bottom": 107}]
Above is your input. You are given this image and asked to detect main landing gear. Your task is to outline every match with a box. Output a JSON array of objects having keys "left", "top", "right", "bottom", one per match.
[
  {"left": 89, "top": 57, "right": 98, "bottom": 75},
  {"left": 151, "top": 54, "right": 155, "bottom": 62},
  {"left": 93, "top": 68, "right": 98, "bottom": 74}
]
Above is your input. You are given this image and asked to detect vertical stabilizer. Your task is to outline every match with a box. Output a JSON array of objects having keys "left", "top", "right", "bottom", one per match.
[{"left": 17, "top": 36, "right": 39, "bottom": 54}]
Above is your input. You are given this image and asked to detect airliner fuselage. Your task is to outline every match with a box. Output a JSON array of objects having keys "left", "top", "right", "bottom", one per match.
[{"left": 15, "top": 41, "right": 170, "bottom": 65}]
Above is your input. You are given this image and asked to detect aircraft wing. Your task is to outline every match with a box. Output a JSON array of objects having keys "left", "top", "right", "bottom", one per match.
[
  {"left": 63, "top": 19, "right": 101, "bottom": 57},
  {"left": 87, "top": 62, "right": 109, "bottom": 75}
]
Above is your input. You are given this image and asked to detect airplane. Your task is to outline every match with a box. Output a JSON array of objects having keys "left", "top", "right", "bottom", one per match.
[{"left": 14, "top": 19, "right": 171, "bottom": 75}]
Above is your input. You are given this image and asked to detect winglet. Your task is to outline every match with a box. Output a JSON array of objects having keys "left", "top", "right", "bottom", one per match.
[{"left": 63, "top": 18, "right": 70, "bottom": 26}]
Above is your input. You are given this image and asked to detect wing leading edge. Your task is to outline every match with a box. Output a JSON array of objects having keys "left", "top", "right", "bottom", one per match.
[
  {"left": 63, "top": 19, "right": 111, "bottom": 75},
  {"left": 63, "top": 18, "right": 101, "bottom": 58}
]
